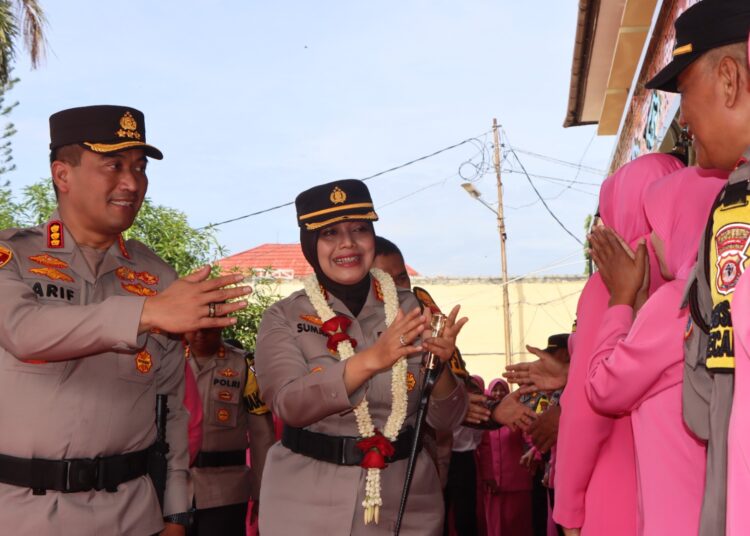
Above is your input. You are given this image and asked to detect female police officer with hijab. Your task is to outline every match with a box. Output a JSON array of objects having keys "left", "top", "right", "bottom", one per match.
[{"left": 254, "top": 179, "right": 468, "bottom": 535}]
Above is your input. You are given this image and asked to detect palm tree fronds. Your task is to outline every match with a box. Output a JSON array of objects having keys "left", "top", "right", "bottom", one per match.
[{"left": 16, "top": 0, "right": 45, "bottom": 68}]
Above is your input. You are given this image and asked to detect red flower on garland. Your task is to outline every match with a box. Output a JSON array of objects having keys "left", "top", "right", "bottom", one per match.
[
  {"left": 321, "top": 315, "right": 358, "bottom": 352},
  {"left": 356, "top": 430, "right": 396, "bottom": 469}
]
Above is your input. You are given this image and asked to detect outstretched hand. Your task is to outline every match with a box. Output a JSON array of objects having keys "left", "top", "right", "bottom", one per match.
[
  {"left": 139, "top": 266, "right": 251, "bottom": 334},
  {"left": 491, "top": 389, "right": 536, "bottom": 431},
  {"left": 589, "top": 226, "right": 648, "bottom": 307},
  {"left": 504, "top": 345, "right": 568, "bottom": 393}
]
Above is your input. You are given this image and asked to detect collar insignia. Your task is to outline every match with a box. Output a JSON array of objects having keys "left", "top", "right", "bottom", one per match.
[
  {"left": 29, "top": 254, "right": 68, "bottom": 269},
  {"left": 330, "top": 186, "right": 347, "bottom": 205},
  {"left": 29, "top": 267, "right": 74, "bottom": 283},
  {"left": 406, "top": 371, "right": 416, "bottom": 392},
  {"left": 47, "top": 221, "right": 64, "bottom": 249},
  {"left": 373, "top": 278, "right": 384, "bottom": 302},
  {"left": 118, "top": 235, "right": 131, "bottom": 259}
]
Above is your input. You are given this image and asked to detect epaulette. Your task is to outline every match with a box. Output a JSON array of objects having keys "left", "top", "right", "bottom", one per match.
[{"left": 0, "top": 226, "right": 40, "bottom": 242}]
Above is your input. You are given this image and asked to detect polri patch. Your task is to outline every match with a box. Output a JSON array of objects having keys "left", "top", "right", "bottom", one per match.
[
  {"left": 0, "top": 245, "right": 12, "bottom": 269},
  {"left": 135, "top": 350, "right": 153, "bottom": 373}
]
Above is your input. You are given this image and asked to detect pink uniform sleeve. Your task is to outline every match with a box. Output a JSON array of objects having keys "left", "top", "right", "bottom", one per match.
[
  {"left": 553, "top": 276, "right": 613, "bottom": 528},
  {"left": 587, "top": 284, "right": 686, "bottom": 415}
]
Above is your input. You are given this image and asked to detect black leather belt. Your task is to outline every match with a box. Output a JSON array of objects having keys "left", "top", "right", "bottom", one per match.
[
  {"left": 192, "top": 449, "right": 246, "bottom": 468},
  {"left": 0, "top": 447, "right": 150, "bottom": 494},
  {"left": 282, "top": 425, "right": 418, "bottom": 466}
]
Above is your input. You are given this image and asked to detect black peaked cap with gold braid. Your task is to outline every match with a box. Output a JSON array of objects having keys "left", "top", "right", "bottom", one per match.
[
  {"left": 49, "top": 105, "right": 163, "bottom": 160},
  {"left": 295, "top": 179, "right": 379, "bottom": 231},
  {"left": 646, "top": 0, "right": 750, "bottom": 93}
]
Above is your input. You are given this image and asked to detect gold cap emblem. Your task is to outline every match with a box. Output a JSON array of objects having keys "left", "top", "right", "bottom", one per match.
[
  {"left": 330, "top": 187, "right": 347, "bottom": 205},
  {"left": 116, "top": 111, "right": 141, "bottom": 140}
]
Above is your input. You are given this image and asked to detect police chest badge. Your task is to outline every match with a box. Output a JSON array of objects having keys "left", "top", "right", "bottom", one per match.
[
  {"left": 0, "top": 245, "right": 12, "bottom": 269},
  {"left": 714, "top": 223, "right": 750, "bottom": 295}
]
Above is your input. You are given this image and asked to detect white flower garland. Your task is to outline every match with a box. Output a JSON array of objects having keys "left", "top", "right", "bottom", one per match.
[{"left": 303, "top": 267, "right": 406, "bottom": 525}]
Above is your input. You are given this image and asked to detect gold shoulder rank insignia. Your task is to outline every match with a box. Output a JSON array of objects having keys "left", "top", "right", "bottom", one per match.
[
  {"left": 29, "top": 254, "right": 68, "bottom": 269},
  {"left": 0, "top": 245, "right": 12, "bottom": 269},
  {"left": 121, "top": 282, "right": 158, "bottom": 296},
  {"left": 47, "top": 221, "right": 64, "bottom": 249},
  {"left": 29, "top": 267, "right": 74, "bottom": 283}
]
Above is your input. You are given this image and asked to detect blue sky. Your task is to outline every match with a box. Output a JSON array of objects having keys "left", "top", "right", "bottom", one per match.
[{"left": 6, "top": 0, "right": 615, "bottom": 277}]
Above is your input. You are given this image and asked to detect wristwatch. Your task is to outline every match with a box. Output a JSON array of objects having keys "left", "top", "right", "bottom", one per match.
[{"left": 163, "top": 511, "right": 191, "bottom": 527}]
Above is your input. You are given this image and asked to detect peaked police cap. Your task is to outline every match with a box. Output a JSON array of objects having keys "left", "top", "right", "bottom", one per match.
[
  {"left": 295, "top": 179, "right": 379, "bottom": 231},
  {"left": 49, "top": 105, "right": 163, "bottom": 160}
]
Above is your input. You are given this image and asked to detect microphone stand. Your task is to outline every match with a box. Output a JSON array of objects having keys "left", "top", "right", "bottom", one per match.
[{"left": 394, "top": 313, "right": 446, "bottom": 535}]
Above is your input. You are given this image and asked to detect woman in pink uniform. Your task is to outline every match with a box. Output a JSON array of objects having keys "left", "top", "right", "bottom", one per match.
[
  {"left": 586, "top": 167, "right": 727, "bottom": 535},
  {"left": 478, "top": 379, "right": 533, "bottom": 536},
  {"left": 553, "top": 153, "right": 684, "bottom": 535}
]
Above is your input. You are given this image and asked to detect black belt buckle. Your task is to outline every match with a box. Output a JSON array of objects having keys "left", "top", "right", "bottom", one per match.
[{"left": 65, "top": 458, "right": 102, "bottom": 493}]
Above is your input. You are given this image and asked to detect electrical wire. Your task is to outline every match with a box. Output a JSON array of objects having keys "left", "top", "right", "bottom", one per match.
[{"left": 501, "top": 127, "right": 585, "bottom": 246}]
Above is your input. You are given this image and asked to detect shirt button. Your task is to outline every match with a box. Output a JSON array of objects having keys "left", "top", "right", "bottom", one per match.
[{"left": 331, "top": 392, "right": 338, "bottom": 399}]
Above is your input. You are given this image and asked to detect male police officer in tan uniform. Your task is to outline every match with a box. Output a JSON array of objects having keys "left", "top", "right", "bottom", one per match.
[
  {"left": 645, "top": 2, "right": 750, "bottom": 534},
  {"left": 0, "top": 105, "right": 249, "bottom": 536},
  {"left": 184, "top": 329, "right": 274, "bottom": 536}
]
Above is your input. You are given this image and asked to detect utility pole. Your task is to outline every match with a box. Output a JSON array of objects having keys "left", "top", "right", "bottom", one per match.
[{"left": 492, "top": 118, "right": 513, "bottom": 369}]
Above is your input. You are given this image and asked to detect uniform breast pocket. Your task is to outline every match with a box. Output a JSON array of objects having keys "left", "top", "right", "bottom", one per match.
[
  {"left": 208, "top": 400, "right": 239, "bottom": 428},
  {"left": 117, "top": 348, "right": 157, "bottom": 385},
  {"left": 295, "top": 329, "right": 340, "bottom": 364}
]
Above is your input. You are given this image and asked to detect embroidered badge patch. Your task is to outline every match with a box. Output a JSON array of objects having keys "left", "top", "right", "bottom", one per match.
[
  {"left": 29, "top": 254, "right": 68, "bottom": 269},
  {"left": 406, "top": 371, "right": 416, "bottom": 392},
  {"left": 218, "top": 390, "right": 232, "bottom": 401},
  {"left": 0, "top": 245, "right": 12, "bottom": 269},
  {"left": 330, "top": 186, "right": 347, "bottom": 204},
  {"left": 135, "top": 350, "right": 153, "bottom": 373},
  {"left": 47, "top": 221, "right": 64, "bottom": 249},
  {"left": 220, "top": 368, "right": 238, "bottom": 378},
  {"left": 116, "top": 266, "right": 159, "bottom": 286},
  {"left": 29, "top": 267, "right": 74, "bottom": 283},
  {"left": 299, "top": 314, "right": 324, "bottom": 326},
  {"left": 121, "top": 283, "right": 158, "bottom": 297},
  {"left": 714, "top": 223, "right": 750, "bottom": 296},
  {"left": 217, "top": 408, "right": 230, "bottom": 422}
]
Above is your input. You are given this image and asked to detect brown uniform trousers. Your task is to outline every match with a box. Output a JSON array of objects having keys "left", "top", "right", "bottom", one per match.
[
  {"left": 0, "top": 213, "right": 189, "bottom": 536},
  {"left": 255, "top": 284, "right": 467, "bottom": 535}
]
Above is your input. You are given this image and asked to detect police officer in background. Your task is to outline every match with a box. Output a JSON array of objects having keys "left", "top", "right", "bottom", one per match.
[
  {"left": 185, "top": 328, "right": 274, "bottom": 536},
  {"left": 0, "top": 105, "right": 249, "bottom": 536},
  {"left": 645, "top": 2, "right": 750, "bottom": 534}
]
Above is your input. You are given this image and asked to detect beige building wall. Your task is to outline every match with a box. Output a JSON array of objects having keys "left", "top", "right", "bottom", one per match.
[{"left": 269, "top": 276, "right": 586, "bottom": 387}]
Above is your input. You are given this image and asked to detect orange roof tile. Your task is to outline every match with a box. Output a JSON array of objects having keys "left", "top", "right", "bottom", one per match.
[{"left": 216, "top": 243, "right": 418, "bottom": 279}]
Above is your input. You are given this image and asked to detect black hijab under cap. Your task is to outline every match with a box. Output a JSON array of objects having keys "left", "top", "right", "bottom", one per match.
[{"left": 300, "top": 224, "right": 374, "bottom": 318}]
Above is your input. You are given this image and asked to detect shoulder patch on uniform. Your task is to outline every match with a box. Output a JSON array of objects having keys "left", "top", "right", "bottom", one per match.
[
  {"left": 29, "top": 253, "right": 68, "bottom": 269},
  {"left": 47, "top": 221, "right": 64, "bottom": 249},
  {"left": 0, "top": 244, "right": 12, "bottom": 269},
  {"left": 29, "top": 267, "right": 74, "bottom": 283},
  {"left": 121, "top": 282, "right": 158, "bottom": 296}
]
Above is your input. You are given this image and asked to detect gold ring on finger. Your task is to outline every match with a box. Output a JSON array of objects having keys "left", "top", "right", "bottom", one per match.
[
  {"left": 399, "top": 334, "right": 407, "bottom": 346},
  {"left": 208, "top": 302, "right": 217, "bottom": 318}
]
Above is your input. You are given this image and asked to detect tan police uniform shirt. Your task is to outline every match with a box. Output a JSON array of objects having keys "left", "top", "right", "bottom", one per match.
[
  {"left": 683, "top": 152, "right": 750, "bottom": 536},
  {"left": 0, "top": 213, "right": 189, "bottom": 536},
  {"left": 188, "top": 343, "right": 253, "bottom": 510},
  {"left": 255, "top": 282, "right": 468, "bottom": 535}
]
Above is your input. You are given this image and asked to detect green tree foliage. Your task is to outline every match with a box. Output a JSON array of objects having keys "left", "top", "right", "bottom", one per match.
[
  {"left": 222, "top": 272, "right": 282, "bottom": 351},
  {"left": 583, "top": 213, "right": 593, "bottom": 276},
  {"left": 0, "top": 0, "right": 46, "bottom": 86}
]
